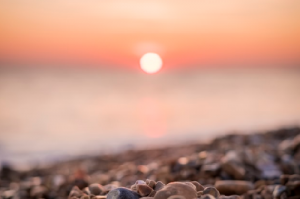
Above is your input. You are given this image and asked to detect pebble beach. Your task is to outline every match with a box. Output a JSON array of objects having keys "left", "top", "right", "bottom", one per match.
[{"left": 1, "top": 127, "right": 300, "bottom": 199}]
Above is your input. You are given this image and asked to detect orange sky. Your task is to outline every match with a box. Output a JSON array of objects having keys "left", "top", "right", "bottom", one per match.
[{"left": 0, "top": 0, "right": 300, "bottom": 69}]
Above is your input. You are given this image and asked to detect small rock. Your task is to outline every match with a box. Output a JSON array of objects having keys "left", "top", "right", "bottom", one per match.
[
  {"left": 89, "top": 183, "right": 104, "bottom": 195},
  {"left": 107, "top": 187, "right": 140, "bottom": 199},
  {"left": 201, "top": 163, "right": 221, "bottom": 177},
  {"left": 215, "top": 180, "right": 254, "bottom": 195},
  {"left": 146, "top": 179, "right": 156, "bottom": 189},
  {"left": 197, "top": 191, "right": 203, "bottom": 197},
  {"left": 83, "top": 187, "right": 91, "bottom": 195},
  {"left": 167, "top": 195, "right": 186, "bottom": 199},
  {"left": 154, "top": 182, "right": 197, "bottom": 199},
  {"left": 136, "top": 180, "right": 147, "bottom": 185},
  {"left": 103, "top": 184, "right": 119, "bottom": 195},
  {"left": 81, "top": 194, "right": 90, "bottom": 199},
  {"left": 221, "top": 151, "right": 245, "bottom": 180},
  {"left": 256, "top": 153, "right": 282, "bottom": 179},
  {"left": 260, "top": 186, "right": 273, "bottom": 199},
  {"left": 154, "top": 181, "right": 165, "bottom": 191},
  {"left": 30, "top": 185, "right": 47, "bottom": 198},
  {"left": 219, "top": 195, "right": 241, "bottom": 199},
  {"left": 2, "top": 190, "right": 16, "bottom": 199},
  {"left": 273, "top": 185, "right": 286, "bottom": 199},
  {"left": 69, "top": 186, "right": 84, "bottom": 198},
  {"left": 131, "top": 184, "right": 138, "bottom": 192},
  {"left": 286, "top": 179, "right": 300, "bottom": 195},
  {"left": 191, "top": 181, "right": 204, "bottom": 191},
  {"left": 292, "top": 134, "right": 300, "bottom": 153},
  {"left": 201, "top": 194, "right": 216, "bottom": 199},
  {"left": 53, "top": 174, "right": 66, "bottom": 188},
  {"left": 183, "top": 182, "right": 196, "bottom": 190},
  {"left": 137, "top": 184, "right": 153, "bottom": 197},
  {"left": 288, "top": 174, "right": 300, "bottom": 182},
  {"left": 203, "top": 187, "right": 220, "bottom": 198},
  {"left": 280, "top": 175, "right": 290, "bottom": 185},
  {"left": 254, "top": 180, "right": 266, "bottom": 189},
  {"left": 131, "top": 180, "right": 148, "bottom": 192},
  {"left": 279, "top": 139, "right": 293, "bottom": 152},
  {"left": 149, "top": 190, "right": 156, "bottom": 197}
]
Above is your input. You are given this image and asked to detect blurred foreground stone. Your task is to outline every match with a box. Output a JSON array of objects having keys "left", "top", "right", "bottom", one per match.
[{"left": 1, "top": 127, "right": 300, "bottom": 198}]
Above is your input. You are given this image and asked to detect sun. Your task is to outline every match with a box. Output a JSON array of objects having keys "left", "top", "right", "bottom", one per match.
[{"left": 140, "top": 53, "right": 163, "bottom": 74}]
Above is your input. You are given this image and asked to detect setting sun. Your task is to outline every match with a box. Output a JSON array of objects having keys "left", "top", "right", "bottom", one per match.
[{"left": 140, "top": 53, "right": 163, "bottom": 74}]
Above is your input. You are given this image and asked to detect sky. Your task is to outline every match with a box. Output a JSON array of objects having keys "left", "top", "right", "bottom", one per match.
[{"left": 1, "top": 0, "right": 300, "bottom": 69}]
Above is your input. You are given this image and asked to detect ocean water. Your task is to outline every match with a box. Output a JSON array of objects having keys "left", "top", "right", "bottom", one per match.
[{"left": 0, "top": 67, "right": 300, "bottom": 169}]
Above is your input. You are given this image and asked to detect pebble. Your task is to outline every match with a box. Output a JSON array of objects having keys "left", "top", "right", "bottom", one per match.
[
  {"left": 219, "top": 195, "right": 241, "bottom": 199},
  {"left": 137, "top": 184, "right": 153, "bottom": 197},
  {"left": 154, "top": 181, "right": 165, "bottom": 191},
  {"left": 69, "top": 186, "right": 84, "bottom": 198},
  {"left": 80, "top": 194, "right": 90, "bottom": 199},
  {"left": 154, "top": 182, "right": 197, "bottom": 199},
  {"left": 149, "top": 190, "right": 157, "bottom": 197},
  {"left": 203, "top": 187, "right": 220, "bottom": 198},
  {"left": 197, "top": 191, "right": 203, "bottom": 197},
  {"left": 191, "top": 181, "right": 204, "bottom": 191},
  {"left": 183, "top": 182, "right": 197, "bottom": 190},
  {"left": 146, "top": 179, "right": 156, "bottom": 189},
  {"left": 273, "top": 185, "right": 286, "bottom": 198},
  {"left": 107, "top": 187, "right": 140, "bottom": 199},
  {"left": 136, "top": 180, "right": 147, "bottom": 185},
  {"left": 103, "top": 184, "right": 119, "bottom": 194},
  {"left": 215, "top": 180, "right": 254, "bottom": 195},
  {"left": 201, "top": 194, "right": 216, "bottom": 199},
  {"left": 30, "top": 185, "right": 47, "bottom": 198},
  {"left": 89, "top": 183, "right": 104, "bottom": 195},
  {"left": 201, "top": 163, "right": 221, "bottom": 177},
  {"left": 221, "top": 154, "right": 245, "bottom": 180},
  {"left": 168, "top": 195, "right": 187, "bottom": 199}
]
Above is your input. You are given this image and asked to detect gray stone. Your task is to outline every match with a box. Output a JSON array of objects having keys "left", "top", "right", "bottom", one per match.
[
  {"left": 89, "top": 183, "right": 104, "bottom": 195},
  {"left": 201, "top": 163, "right": 221, "bottom": 176},
  {"left": 221, "top": 151, "right": 245, "bottom": 180},
  {"left": 154, "top": 181, "right": 165, "bottom": 191},
  {"left": 104, "top": 184, "right": 119, "bottom": 194},
  {"left": 107, "top": 187, "right": 141, "bottom": 199},
  {"left": 273, "top": 185, "right": 286, "bottom": 198},
  {"left": 136, "top": 180, "right": 147, "bottom": 185}
]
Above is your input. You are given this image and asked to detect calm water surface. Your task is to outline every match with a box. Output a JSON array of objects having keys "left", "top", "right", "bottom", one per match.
[{"left": 0, "top": 67, "right": 300, "bottom": 169}]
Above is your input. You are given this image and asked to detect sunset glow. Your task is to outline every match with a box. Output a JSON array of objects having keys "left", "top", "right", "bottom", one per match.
[
  {"left": 140, "top": 53, "right": 163, "bottom": 74},
  {"left": 0, "top": 0, "right": 299, "bottom": 68}
]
